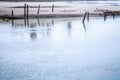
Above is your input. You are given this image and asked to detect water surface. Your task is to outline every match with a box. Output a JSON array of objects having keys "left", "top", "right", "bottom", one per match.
[{"left": 0, "top": 17, "right": 120, "bottom": 80}]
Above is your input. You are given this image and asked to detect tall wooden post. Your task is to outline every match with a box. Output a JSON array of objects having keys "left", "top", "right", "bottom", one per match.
[
  {"left": 11, "top": 10, "right": 14, "bottom": 27},
  {"left": 82, "top": 12, "right": 87, "bottom": 23},
  {"left": 24, "top": 4, "right": 27, "bottom": 17},
  {"left": 87, "top": 12, "right": 89, "bottom": 21},
  {"left": 37, "top": 5, "right": 40, "bottom": 14},
  {"left": 12, "top": 10, "right": 14, "bottom": 18},
  {"left": 27, "top": 5, "right": 29, "bottom": 18},
  {"left": 52, "top": 4, "right": 54, "bottom": 12}
]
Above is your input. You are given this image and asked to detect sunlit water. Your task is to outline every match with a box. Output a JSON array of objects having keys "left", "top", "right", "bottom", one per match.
[{"left": 0, "top": 16, "right": 120, "bottom": 80}]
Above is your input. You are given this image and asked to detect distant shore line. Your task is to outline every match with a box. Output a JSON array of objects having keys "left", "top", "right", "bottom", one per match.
[{"left": 0, "top": 2, "right": 120, "bottom": 21}]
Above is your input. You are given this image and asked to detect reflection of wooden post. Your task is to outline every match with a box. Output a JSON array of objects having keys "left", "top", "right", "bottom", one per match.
[
  {"left": 52, "top": 20, "right": 54, "bottom": 26},
  {"left": 37, "top": 19, "right": 40, "bottom": 26},
  {"left": 83, "top": 22, "right": 87, "bottom": 32},
  {"left": 52, "top": 4, "right": 54, "bottom": 12},
  {"left": 37, "top": 5, "right": 40, "bottom": 14},
  {"left": 27, "top": 18, "right": 29, "bottom": 27},
  {"left": 24, "top": 4, "right": 26, "bottom": 17},
  {"left": 27, "top": 5, "right": 29, "bottom": 18},
  {"left": 24, "top": 18, "right": 26, "bottom": 27},
  {"left": 82, "top": 12, "right": 87, "bottom": 23},
  {"left": 112, "top": 12, "right": 115, "bottom": 19},
  {"left": 104, "top": 12, "right": 107, "bottom": 21}
]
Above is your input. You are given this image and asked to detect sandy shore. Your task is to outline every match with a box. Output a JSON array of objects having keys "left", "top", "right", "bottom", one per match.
[{"left": 0, "top": 2, "right": 120, "bottom": 18}]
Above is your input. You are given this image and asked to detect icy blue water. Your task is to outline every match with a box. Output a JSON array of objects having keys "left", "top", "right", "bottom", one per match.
[{"left": 0, "top": 17, "right": 120, "bottom": 80}]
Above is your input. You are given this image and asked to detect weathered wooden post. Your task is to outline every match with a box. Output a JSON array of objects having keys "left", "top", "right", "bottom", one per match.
[
  {"left": 26, "top": 5, "right": 29, "bottom": 27},
  {"left": 11, "top": 10, "right": 14, "bottom": 27},
  {"left": 82, "top": 12, "right": 87, "bottom": 23},
  {"left": 24, "top": 4, "right": 27, "bottom": 17},
  {"left": 87, "top": 12, "right": 89, "bottom": 21},
  {"left": 12, "top": 10, "right": 14, "bottom": 18},
  {"left": 37, "top": 5, "right": 40, "bottom": 14},
  {"left": 27, "top": 5, "right": 29, "bottom": 18},
  {"left": 52, "top": 4, "right": 54, "bottom": 12}
]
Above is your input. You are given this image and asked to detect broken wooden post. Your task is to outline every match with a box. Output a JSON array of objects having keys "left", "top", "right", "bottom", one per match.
[
  {"left": 27, "top": 5, "right": 29, "bottom": 18},
  {"left": 24, "top": 4, "right": 27, "bottom": 17},
  {"left": 37, "top": 5, "right": 40, "bottom": 14},
  {"left": 52, "top": 4, "right": 54, "bottom": 12},
  {"left": 82, "top": 12, "right": 87, "bottom": 23}
]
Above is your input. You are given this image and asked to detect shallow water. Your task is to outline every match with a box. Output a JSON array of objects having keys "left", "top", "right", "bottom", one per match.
[{"left": 0, "top": 17, "right": 120, "bottom": 80}]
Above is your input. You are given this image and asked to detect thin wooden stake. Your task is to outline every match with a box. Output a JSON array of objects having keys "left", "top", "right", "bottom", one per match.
[
  {"left": 52, "top": 4, "right": 54, "bottom": 12},
  {"left": 82, "top": 12, "right": 87, "bottom": 23},
  {"left": 37, "top": 5, "right": 40, "bottom": 14},
  {"left": 11, "top": 10, "right": 14, "bottom": 26},
  {"left": 87, "top": 12, "right": 89, "bottom": 21},
  {"left": 27, "top": 5, "right": 29, "bottom": 18},
  {"left": 12, "top": 10, "right": 14, "bottom": 18},
  {"left": 24, "top": 4, "right": 27, "bottom": 17}
]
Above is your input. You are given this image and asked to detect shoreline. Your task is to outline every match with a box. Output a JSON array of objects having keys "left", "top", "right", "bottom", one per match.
[{"left": 0, "top": 2, "right": 120, "bottom": 19}]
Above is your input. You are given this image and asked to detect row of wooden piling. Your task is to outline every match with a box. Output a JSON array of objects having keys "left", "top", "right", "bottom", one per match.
[
  {"left": 82, "top": 11, "right": 119, "bottom": 23},
  {"left": 10, "top": 4, "right": 120, "bottom": 23},
  {"left": 11, "top": 4, "right": 55, "bottom": 19},
  {"left": 24, "top": 4, "right": 29, "bottom": 18},
  {"left": 103, "top": 11, "right": 118, "bottom": 20},
  {"left": 24, "top": 4, "right": 55, "bottom": 16}
]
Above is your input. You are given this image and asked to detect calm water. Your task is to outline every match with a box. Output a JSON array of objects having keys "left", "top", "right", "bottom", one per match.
[
  {"left": 1, "top": 0, "right": 120, "bottom": 6},
  {"left": 0, "top": 17, "right": 120, "bottom": 80},
  {"left": 69, "top": 1, "right": 120, "bottom": 6}
]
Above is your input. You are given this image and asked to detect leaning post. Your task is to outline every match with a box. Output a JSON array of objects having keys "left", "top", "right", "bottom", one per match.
[{"left": 37, "top": 5, "right": 40, "bottom": 14}]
